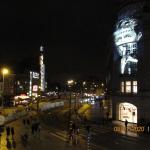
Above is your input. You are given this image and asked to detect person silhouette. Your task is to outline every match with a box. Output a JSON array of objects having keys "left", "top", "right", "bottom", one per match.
[
  {"left": 11, "top": 127, "right": 15, "bottom": 139},
  {"left": 6, "top": 126, "right": 10, "bottom": 138},
  {"left": 125, "top": 119, "right": 128, "bottom": 132}
]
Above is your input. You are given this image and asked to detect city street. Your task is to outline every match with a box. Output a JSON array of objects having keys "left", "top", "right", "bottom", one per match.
[
  {"left": 0, "top": 100, "right": 150, "bottom": 150},
  {"left": 1, "top": 0, "right": 150, "bottom": 149},
  {"left": 0, "top": 111, "right": 87, "bottom": 150},
  {"left": 84, "top": 101, "right": 150, "bottom": 150},
  {"left": 39, "top": 100, "right": 150, "bottom": 150}
]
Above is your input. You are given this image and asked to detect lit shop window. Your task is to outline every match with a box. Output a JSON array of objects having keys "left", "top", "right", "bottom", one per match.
[
  {"left": 121, "top": 82, "right": 124, "bottom": 93},
  {"left": 125, "top": 81, "right": 131, "bottom": 93},
  {"left": 133, "top": 81, "right": 137, "bottom": 93}
]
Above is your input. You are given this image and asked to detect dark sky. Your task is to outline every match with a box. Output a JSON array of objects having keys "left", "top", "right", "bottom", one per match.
[{"left": 0, "top": 1, "right": 120, "bottom": 81}]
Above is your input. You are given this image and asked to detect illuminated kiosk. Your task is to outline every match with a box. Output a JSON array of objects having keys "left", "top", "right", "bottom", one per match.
[{"left": 109, "top": 0, "right": 150, "bottom": 124}]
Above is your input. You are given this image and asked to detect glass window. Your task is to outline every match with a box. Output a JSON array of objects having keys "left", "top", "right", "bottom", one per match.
[
  {"left": 133, "top": 81, "right": 137, "bottom": 93},
  {"left": 121, "top": 81, "right": 124, "bottom": 93},
  {"left": 133, "top": 43, "right": 137, "bottom": 48},
  {"left": 126, "top": 81, "right": 131, "bottom": 93}
]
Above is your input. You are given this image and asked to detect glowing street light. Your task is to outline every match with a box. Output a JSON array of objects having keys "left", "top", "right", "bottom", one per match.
[
  {"left": 67, "top": 80, "right": 74, "bottom": 86},
  {"left": 2, "top": 68, "right": 9, "bottom": 75},
  {"left": 1, "top": 68, "right": 9, "bottom": 107},
  {"left": 83, "top": 81, "right": 86, "bottom": 86},
  {"left": 67, "top": 79, "right": 75, "bottom": 142}
]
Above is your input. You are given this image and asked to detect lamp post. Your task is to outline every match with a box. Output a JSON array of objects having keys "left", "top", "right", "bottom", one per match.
[
  {"left": 67, "top": 79, "right": 74, "bottom": 142},
  {"left": 1, "top": 68, "right": 9, "bottom": 107},
  {"left": 37, "top": 86, "right": 42, "bottom": 113}
]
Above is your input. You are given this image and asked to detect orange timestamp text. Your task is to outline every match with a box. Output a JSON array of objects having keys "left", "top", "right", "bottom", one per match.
[{"left": 113, "top": 126, "right": 145, "bottom": 132}]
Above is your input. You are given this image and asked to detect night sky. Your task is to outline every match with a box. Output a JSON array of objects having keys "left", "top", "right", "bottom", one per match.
[{"left": 0, "top": 1, "right": 121, "bottom": 81}]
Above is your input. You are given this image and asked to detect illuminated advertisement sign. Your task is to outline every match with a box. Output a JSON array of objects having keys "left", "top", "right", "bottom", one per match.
[
  {"left": 33, "top": 72, "right": 39, "bottom": 79},
  {"left": 29, "top": 71, "right": 40, "bottom": 97},
  {"left": 33, "top": 85, "right": 38, "bottom": 92},
  {"left": 114, "top": 17, "right": 142, "bottom": 74}
]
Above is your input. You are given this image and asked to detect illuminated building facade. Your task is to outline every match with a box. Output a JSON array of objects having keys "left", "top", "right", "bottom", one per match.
[
  {"left": 14, "top": 74, "right": 29, "bottom": 95},
  {"left": 0, "top": 74, "right": 15, "bottom": 96},
  {"left": 109, "top": 0, "right": 150, "bottom": 124}
]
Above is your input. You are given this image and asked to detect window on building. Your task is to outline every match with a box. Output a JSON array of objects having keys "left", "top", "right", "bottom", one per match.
[
  {"left": 125, "top": 81, "right": 131, "bottom": 93},
  {"left": 121, "top": 81, "right": 124, "bottom": 93},
  {"left": 133, "top": 81, "right": 137, "bottom": 93}
]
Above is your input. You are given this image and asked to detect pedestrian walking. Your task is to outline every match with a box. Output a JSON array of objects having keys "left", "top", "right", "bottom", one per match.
[
  {"left": 34, "top": 123, "right": 38, "bottom": 134},
  {"left": 23, "top": 119, "right": 26, "bottom": 126},
  {"left": 102, "top": 117, "right": 105, "bottom": 125},
  {"left": 12, "top": 139, "right": 16, "bottom": 148},
  {"left": 11, "top": 127, "right": 15, "bottom": 139},
  {"left": 76, "top": 126, "right": 79, "bottom": 135},
  {"left": 6, "top": 139, "right": 11, "bottom": 149},
  {"left": 68, "top": 129, "right": 74, "bottom": 142},
  {"left": 74, "top": 128, "right": 79, "bottom": 145},
  {"left": 106, "top": 112, "right": 109, "bottom": 121},
  {"left": 21, "top": 133, "right": 28, "bottom": 147},
  {"left": 27, "top": 119, "right": 30, "bottom": 125},
  {"left": 74, "top": 133, "right": 78, "bottom": 145},
  {"left": 72, "top": 123, "right": 76, "bottom": 133},
  {"left": 125, "top": 119, "right": 128, "bottom": 131},
  {"left": 86, "top": 125, "right": 91, "bottom": 134},
  {"left": 83, "top": 115, "right": 87, "bottom": 126},
  {"left": 38, "top": 123, "right": 41, "bottom": 133},
  {"left": 6, "top": 126, "right": 10, "bottom": 138},
  {"left": 31, "top": 124, "right": 35, "bottom": 135},
  {"left": 24, "top": 133, "right": 28, "bottom": 141}
]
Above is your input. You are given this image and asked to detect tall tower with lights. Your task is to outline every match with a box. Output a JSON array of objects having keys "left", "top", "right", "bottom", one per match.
[{"left": 40, "top": 46, "right": 45, "bottom": 92}]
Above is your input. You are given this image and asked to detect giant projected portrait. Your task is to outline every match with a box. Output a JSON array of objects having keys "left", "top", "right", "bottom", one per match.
[{"left": 114, "top": 18, "right": 142, "bottom": 74}]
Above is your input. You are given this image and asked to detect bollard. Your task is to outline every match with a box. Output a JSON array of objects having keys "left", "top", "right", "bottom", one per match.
[
  {"left": 86, "top": 125, "right": 91, "bottom": 150},
  {"left": 67, "top": 120, "right": 73, "bottom": 143},
  {"left": 87, "top": 134, "right": 90, "bottom": 150}
]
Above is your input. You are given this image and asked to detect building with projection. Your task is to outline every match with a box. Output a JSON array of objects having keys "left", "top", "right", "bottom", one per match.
[{"left": 107, "top": 0, "right": 150, "bottom": 124}]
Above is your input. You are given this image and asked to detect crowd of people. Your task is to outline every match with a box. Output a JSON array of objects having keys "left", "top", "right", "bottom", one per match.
[
  {"left": 21, "top": 117, "right": 41, "bottom": 146},
  {"left": 21, "top": 117, "right": 41, "bottom": 147}
]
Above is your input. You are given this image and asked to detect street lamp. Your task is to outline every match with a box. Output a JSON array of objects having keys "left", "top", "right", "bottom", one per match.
[
  {"left": 1, "top": 68, "right": 9, "bottom": 107},
  {"left": 67, "top": 80, "right": 74, "bottom": 87},
  {"left": 83, "top": 81, "right": 86, "bottom": 86},
  {"left": 67, "top": 79, "right": 74, "bottom": 142}
]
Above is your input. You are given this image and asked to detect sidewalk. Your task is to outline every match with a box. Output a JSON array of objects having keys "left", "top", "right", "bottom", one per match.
[
  {"left": 0, "top": 102, "right": 105, "bottom": 150},
  {"left": 0, "top": 114, "right": 88, "bottom": 150}
]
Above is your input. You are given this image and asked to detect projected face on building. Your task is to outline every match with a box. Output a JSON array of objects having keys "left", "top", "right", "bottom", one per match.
[{"left": 114, "top": 18, "right": 142, "bottom": 74}]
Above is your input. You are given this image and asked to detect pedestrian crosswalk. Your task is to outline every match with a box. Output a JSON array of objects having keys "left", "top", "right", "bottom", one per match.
[
  {"left": 48, "top": 127, "right": 67, "bottom": 142},
  {"left": 48, "top": 127, "right": 108, "bottom": 150},
  {"left": 48, "top": 125, "right": 113, "bottom": 144},
  {"left": 47, "top": 124, "right": 146, "bottom": 150},
  {"left": 49, "top": 132, "right": 67, "bottom": 142},
  {"left": 79, "top": 125, "right": 113, "bottom": 136}
]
